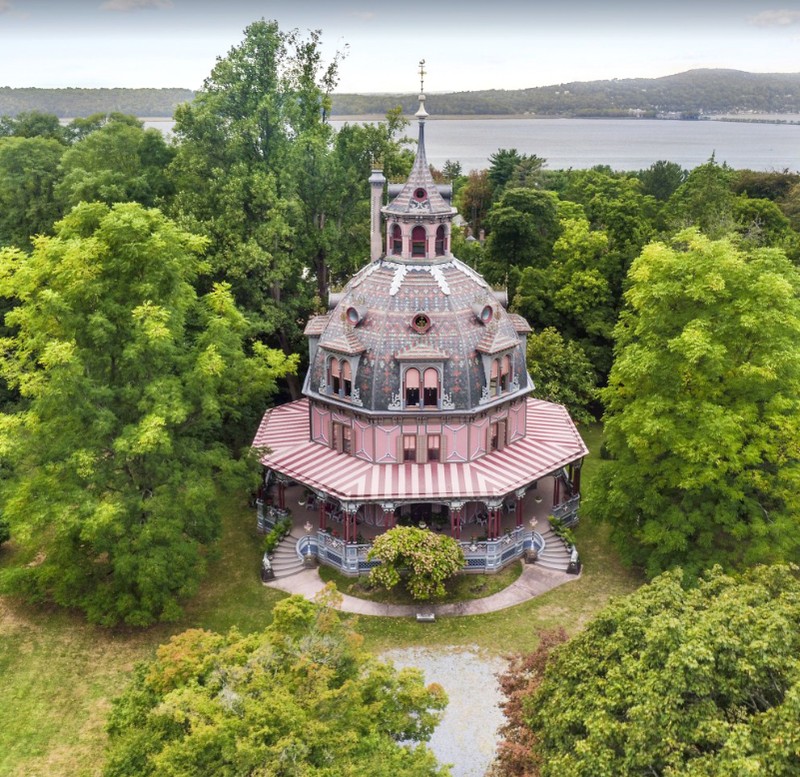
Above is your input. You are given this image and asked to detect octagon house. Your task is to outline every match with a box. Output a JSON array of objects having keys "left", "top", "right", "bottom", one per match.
[{"left": 253, "top": 78, "right": 587, "bottom": 576}]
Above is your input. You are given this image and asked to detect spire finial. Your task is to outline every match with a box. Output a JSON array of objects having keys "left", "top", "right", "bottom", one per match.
[{"left": 418, "top": 59, "right": 426, "bottom": 94}]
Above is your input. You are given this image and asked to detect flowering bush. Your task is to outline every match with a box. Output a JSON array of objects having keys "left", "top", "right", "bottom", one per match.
[{"left": 367, "top": 526, "right": 465, "bottom": 600}]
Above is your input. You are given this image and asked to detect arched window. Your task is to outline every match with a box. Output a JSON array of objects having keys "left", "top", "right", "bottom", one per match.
[
  {"left": 500, "top": 355, "right": 511, "bottom": 392},
  {"left": 342, "top": 361, "right": 352, "bottom": 398},
  {"left": 391, "top": 224, "right": 402, "bottom": 255},
  {"left": 435, "top": 225, "right": 445, "bottom": 256},
  {"left": 490, "top": 359, "right": 499, "bottom": 396},
  {"left": 330, "top": 358, "right": 340, "bottom": 395},
  {"left": 423, "top": 368, "right": 439, "bottom": 407},
  {"left": 404, "top": 368, "right": 420, "bottom": 407},
  {"left": 411, "top": 226, "right": 426, "bottom": 257}
]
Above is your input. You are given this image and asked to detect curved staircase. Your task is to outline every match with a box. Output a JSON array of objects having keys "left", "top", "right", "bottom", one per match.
[
  {"left": 268, "top": 532, "right": 306, "bottom": 579},
  {"left": 535, "top": 525, "right": 573, "bottom": 572}
]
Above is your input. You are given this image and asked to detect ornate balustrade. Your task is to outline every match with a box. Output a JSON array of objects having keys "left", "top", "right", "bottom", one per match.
[
  {"left": 550, "top": 494, "right": 581, "bottom": 526},
  {"left": 301, "top": 526, "right": 544, "bottom": 577}
]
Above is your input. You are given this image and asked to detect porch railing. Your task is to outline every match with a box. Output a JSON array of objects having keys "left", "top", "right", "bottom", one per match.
[
  {"left": 550, "top": 494, "right": 581, "bottom": 526},
  {"left": 298, "top": 526, "right": 545, "bottom": 577}
]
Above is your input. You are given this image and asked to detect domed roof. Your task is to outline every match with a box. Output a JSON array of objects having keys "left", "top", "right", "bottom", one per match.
[
  {"left": 305, "top": 256, "right": 531, "bottom": 413},
  {"left": 303, "top": 63, "right": 532, "bottom": 415}
]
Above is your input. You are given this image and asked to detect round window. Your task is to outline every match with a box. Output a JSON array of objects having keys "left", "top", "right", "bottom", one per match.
[
  {"left": 481, "top": 305, "right": 494, "bottom": 323},
  {"left": 414, "top": 187, "right": 427, "bottom": 200},
  {"left": 412, "top": 312, "right": 431, "bottom": 333},
  {"left": 346, "top": 306, "right": 360, "bottom": 324}
]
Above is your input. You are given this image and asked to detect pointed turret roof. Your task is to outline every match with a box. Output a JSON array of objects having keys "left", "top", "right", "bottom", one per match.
[{"left": 383, "top": 61, "right": 455, "bottom": 218}]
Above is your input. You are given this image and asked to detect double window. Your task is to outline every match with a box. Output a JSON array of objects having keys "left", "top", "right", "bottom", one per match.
[
  {"left": 332, "top": 422, "right": 352, "bottom": 454},
  {"left": 411, "top": 226, "right": 426, "bottom": 257},
  {"left": 404, "top": 367, "right": 440, "bottom": 409},
  {"left": 391, "top": 224, "right": 402, "bottom": 255},
  {"left": 327, "top": 357, "right": 353, "bottom": 400},
  {"left": 489, "top": 354, "right": 513, "bottom": 397}
]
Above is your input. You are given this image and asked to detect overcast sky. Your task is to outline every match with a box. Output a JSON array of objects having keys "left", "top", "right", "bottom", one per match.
[{"left": 1, "top": 0, "right": 799, "bottom": 92}]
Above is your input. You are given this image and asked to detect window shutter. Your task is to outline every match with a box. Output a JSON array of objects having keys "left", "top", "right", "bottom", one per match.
[
  {"left": 417, "top": 434, "right": 427, "bottom": 464},
  {"left": 397, "top": 435, "right": 404, "bottom": 463},
  {"left": 499, "top": 420, "right": 507, "bottom": 450},
  {"left": 439, "top": 435, "right": 448, "bottom": 462}
]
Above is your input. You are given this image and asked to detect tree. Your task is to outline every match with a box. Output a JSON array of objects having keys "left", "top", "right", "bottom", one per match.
[
  {"left": 455, "top": 168, "right": 493, "bottom": 235},
  {"left": 636, "top": 159, "right": 687, "bottom": 201},
  {"left": 56, "top": 120, "right": 175, "bottom": 209},
  {"left": 104, "top": 591, "right": 449, "bottom": 776},
  {"left": 591, "top": 229, "right": 800, "bottom": 577},
  {"left": 0, "top": 202, "right": 296, "bottom": 626},
  {"left": 526, "top": 328, "right": 596, "bottom": 425},
  {"left": 482, "top": 188, "right": 561, "bottom": 299},
  {"left": 515, "top": 215, "right": 616, "bottom": 379},
  {"left": 64, "top": 112, "right": 143, "bottom": 144},
  {"left": 665, "top": 155, "right": 737, "bottom": 237},
  {"left": 169, "top": 21, "right": 343, "bottom": 398},
  {"left": 491, "top": 565, "right": 800, "bottom": 777},
  {"left": 368, "top": 527, "right": 465, "bottom": 600},
  {"left": 0, "top": 111, "right": 66, "bottom": 143},
  {"left": 0, "top": 136, "right": 64, "bottom": 248},
  {"left": 0, "top": 516, "right": 9, "bottom": 546}
]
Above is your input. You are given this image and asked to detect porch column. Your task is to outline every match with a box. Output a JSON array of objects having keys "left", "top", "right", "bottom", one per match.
[
  {"left": 318, "top": 499, "right": 327, "bottom": 532},
  {"left": 380, "top": 502, "right": 397, "bottom": 530},
  {"left": 450, "top": 502, "right": 464, "bottom": 540},
  {"left": 277, "top": 480, "right": 286, "bottom": 510},
  {"left": 552, "top": 475, "right": 561, "bottom": 507},
  {"left": 487, "top": 500, "right": 502, "bottom": 540},
  {"left": 572, "top": 459, "right": 583, "bottom": 494},
  {"left": 515, "top": 488, "right": 527, "bottom": 528}
]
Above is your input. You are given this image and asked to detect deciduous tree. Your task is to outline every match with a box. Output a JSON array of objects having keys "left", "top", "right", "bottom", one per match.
[
  {"left": 104, "top": 591, "right": 449, "bottom": 776},
  {"left": 591, "top": 229, "right": 800, "bottom": 577},
  {"left": 368, "top": 526, "right": 465, "bottom": 600},
  {"left": 0, "top": 202, "right": 295, "bottom": 625},
  {"left": 492, "top": 565, "right": 800, "bottom": 777}
]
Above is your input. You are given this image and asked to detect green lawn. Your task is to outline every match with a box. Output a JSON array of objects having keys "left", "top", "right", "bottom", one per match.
[{"left": 0, "top": 423, "right": 641, "bottom": 776}]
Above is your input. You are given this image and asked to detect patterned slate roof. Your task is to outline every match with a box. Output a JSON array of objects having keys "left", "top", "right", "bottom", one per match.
[
  {"left": 476, "top": 328, "right": 521, "bottom": 355},
  {"left": 396, "top": 343, "right": 451, "bottom": 361},
  {"left": 319, "top": 329, "right": 365, "bottom": 356},
  {"left": 304, "top": 314, "right": 331, "bottom": 337},
  {"left": 507, "top": 313, "right": 533, "bottom": 335}
]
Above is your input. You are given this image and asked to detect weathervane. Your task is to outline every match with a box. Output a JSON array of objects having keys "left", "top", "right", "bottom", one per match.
[{"left": 419, "top": 59, "right": 426, "bottom": 93}]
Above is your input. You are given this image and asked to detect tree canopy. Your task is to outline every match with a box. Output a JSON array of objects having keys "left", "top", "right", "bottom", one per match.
[
  {"left": 0, "top": 202, "right": 295, "bottom": 625},
  {"left": 591, "top": 229, "right": 800, "bottom": 577},
  {"left": 104, "top": 590, "right": 449, "bottom": 776},
  {"left": 492, "top": 564, "right": 800, "bottom": 777},
  {"left": 368, "top": 526, "right": 465, "bottom": 600}
]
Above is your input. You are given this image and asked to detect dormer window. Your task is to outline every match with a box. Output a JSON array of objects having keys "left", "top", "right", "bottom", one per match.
[
  {"left": 435, "top": 225, "right": 445, "bottom": 256},
  {"left": 391, "top": 224, "right": 402, "bottom": 255},
  {"left": 327, "top": 356, "right": 354, "bottom": 400},
  {"left": 412, "top": 226, "right": 426, "bottom": 257}
]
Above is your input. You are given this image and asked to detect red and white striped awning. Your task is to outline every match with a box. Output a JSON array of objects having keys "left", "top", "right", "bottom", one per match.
[{"left": 252, "top": 398, "right": 588, "bottom": 502}]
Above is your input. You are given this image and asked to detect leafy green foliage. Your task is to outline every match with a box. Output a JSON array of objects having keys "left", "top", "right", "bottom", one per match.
[
  {"left": 0, "top": 202, "right": 295, "bottom": 626},
  {"left": 0, "top": 517, "right": 9, "bottom": 545},
  {"left": 592, "top": 229, "right": 800, "bottom": 577},
  {"left": 368, "top": 527, "right": 466, "bottom": 601},
  {"left": 104, "top": 591, "right": 449, "bottom": 776},
  {"left": 0, "top": 136, "right": 64, "bottom": 249},
  {"left": 0, "top": 111, "right": 66, "bottom": 143},
  {"left": 636, "top": 159, "right": 687, "bottom": 201},
  {"left": 493, "top": 565, "right": 800, "bottom": 777},
  {"left": 57, "top": 120, "right": 175, "bottom": 209},
  {"left": 526, "top": 327, "right": 596, "bottom": 424}
]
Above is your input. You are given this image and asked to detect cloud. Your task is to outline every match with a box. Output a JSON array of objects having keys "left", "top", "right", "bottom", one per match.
[
  {"left": 0, "top": 0, "right": 12, "bottom": 13},
  {"left": 748, "top": 9, "right": 800, "bottom": 27},
  {"left": 350, "top": 11, "right": 375, "bottom": 21},
  {"left": 99, "top": 0, "right": 173, "bottom": 11}
]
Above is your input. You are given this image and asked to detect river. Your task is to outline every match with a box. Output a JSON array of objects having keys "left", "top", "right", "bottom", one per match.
[{"left": 145, "top": 116, "right": 800, "bottom": 173}]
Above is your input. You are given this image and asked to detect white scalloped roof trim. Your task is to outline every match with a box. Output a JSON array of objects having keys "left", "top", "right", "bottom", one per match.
[
  {"left": 452, "top": 258, "right": 489, "bottom": 288},
  {"left": 389, "top": 264, "right": 408, "bottom": 296},
  {"left": 351, "top": 259, "right": 382, "bottom": 288},
  {"left": 429, "top": 265, "right": 451, "bottom": 295}
]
